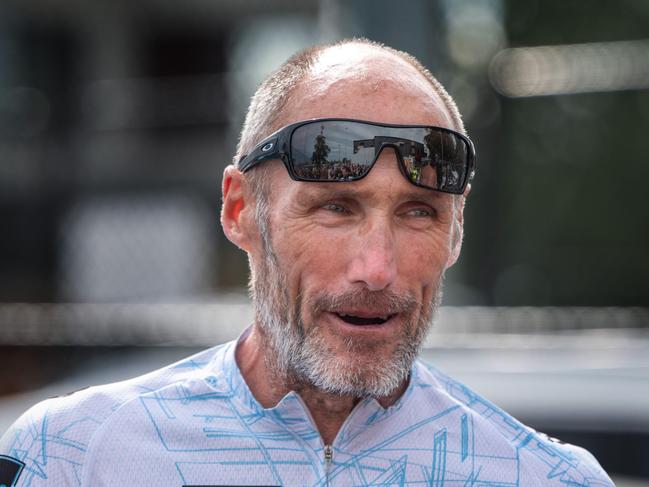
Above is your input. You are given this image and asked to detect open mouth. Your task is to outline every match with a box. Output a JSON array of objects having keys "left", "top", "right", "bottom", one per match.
[{"left": 335, "top": 313, "right": 394, "bottom": 326}]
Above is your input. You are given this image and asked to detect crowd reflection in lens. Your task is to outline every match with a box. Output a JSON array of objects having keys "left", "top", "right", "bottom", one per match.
[{"left": 292, "top": 125, "right": 467, "bottom": 192}]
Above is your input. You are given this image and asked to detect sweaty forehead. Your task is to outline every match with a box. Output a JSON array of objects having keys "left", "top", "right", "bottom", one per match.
[{"left": 282, "top": 44, "right": 454, "bottom": 129}]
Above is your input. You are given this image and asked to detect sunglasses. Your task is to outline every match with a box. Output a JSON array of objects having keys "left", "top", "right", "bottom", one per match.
[{"left": 238, "top": 118, "right": 476, "bottom": 195}]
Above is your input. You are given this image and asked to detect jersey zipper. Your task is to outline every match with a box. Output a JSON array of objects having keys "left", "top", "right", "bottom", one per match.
[{"left": 324, "top": 444, "right": 333, "bottom": 486}]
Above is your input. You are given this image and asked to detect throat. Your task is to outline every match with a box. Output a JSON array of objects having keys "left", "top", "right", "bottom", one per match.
[{"left": 297, "top": 389, "right": 360, "bottom": 445}]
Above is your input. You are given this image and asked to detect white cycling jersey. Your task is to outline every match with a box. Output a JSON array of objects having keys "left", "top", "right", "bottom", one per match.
[{"left": 0, "top": 335, "right": 614, "bottom": 486}]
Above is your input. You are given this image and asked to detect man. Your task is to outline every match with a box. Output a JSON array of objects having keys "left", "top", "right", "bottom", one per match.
[{"left": 0, "top": 39, "right": 613, "bottom": 486}]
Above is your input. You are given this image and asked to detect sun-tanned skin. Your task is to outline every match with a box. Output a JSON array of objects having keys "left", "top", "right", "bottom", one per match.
[{"left": 221, "top": 44, "right": 467, "bottom": 445}]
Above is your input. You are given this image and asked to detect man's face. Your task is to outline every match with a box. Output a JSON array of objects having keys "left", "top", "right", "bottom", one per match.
[{"left": 249, "top": 48, "right": 461, "bottom": 397}]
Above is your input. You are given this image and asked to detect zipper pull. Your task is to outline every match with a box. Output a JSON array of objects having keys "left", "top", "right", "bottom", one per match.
[
  {"left": 324, "top": 444, "right": 333, "bottom": 464},
  {"left": 324, "top": 445, "right": 334, "bottom": 487}
]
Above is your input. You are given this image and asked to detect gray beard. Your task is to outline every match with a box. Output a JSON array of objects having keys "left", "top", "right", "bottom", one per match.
[{"left": 250, "top": 233, "right": 442, "bottom": 398}]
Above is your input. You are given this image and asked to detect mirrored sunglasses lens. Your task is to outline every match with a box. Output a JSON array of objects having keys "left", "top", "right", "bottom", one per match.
[
  {"left": 290, "top": 122, "right": 373, "bottom": 180},
  {"left": 400, "top": 129, "right": 468, "bottom": 193},
  {"left": 290, "top": 121, "right": 470, "bottom": 192}
]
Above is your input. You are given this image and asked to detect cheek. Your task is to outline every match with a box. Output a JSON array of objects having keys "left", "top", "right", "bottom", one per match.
[
  {"left": 274, "top": 231, "right": 350, "bottom": 325},
  {"left": 296, "top": 232, "right": 350, "bottom": 280},
  {"left": 395, "top": 230, "right": 452, "bottom": 281},
  {"left": 270, "top": 221, "right": 349, "bottom": 289}
]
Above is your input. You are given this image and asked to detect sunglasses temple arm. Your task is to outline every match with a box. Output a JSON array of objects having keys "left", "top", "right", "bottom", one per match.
[{"left": 238, "top": 137, "right": 282, "bottom": 173}]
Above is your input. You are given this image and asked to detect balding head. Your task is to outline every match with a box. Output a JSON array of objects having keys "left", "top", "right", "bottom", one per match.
[{"left": 234, "top": 39, "right": 464, "bottom": 167}]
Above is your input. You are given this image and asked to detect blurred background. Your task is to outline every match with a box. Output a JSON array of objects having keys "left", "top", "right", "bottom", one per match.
[{"left": 1, "top": 0, "right": 648, "bottom": 484}]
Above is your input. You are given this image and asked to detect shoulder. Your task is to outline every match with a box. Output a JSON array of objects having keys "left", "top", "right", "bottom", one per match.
[
  {"left": 0, "top": 343, "right": 230, "bottom": 486},
  {"left": 412, "top": 359, "right": 614, "bottom": 486}
]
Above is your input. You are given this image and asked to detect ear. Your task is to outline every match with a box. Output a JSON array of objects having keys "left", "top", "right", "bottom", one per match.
[
  {"left": 221, "top": 165, "right": 257, "bottom": 253},
  {"left": 446, "top": 184, "right": 471, "bottom": 268}
]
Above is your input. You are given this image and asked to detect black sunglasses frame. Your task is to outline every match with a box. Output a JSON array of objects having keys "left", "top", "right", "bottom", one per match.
[{"left": 238, "top": 118, "right": 476, "bottom": 195}]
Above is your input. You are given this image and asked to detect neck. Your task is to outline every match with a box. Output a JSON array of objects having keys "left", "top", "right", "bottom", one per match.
[{"left": 235, "top": 324, "right": 408, "bottom": 445}]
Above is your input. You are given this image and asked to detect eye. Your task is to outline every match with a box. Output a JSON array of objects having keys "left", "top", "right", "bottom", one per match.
[
  {"left": 407, "top": 206, "right": 437, "bottom": 218},
  {"left": 322, "top": 203, "right": 349, "bottom": 214}
]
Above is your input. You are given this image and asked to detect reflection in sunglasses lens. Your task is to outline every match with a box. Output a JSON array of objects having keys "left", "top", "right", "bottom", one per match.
[{"left": 291, "top": 121, "right": 468, "bottom": 192}]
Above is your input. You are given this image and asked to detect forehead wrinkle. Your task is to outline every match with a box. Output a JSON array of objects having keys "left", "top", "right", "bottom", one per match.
[{"left": 295, "top": 182, "right": 449, "bottom": 208}]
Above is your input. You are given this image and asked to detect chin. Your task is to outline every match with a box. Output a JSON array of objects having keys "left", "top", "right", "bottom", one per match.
[{"left": 294, "top": 331, "right": 417, "bottom": 398}]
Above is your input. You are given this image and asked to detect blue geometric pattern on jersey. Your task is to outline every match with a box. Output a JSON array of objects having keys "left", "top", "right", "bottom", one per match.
[{"left": 0, "top": 339, "right": 614, "bottom": 486}]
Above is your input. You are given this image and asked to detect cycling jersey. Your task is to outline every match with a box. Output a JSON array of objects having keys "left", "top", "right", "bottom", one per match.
[{"left": 0, "top": 335, "right": 614, "bottom": 486}]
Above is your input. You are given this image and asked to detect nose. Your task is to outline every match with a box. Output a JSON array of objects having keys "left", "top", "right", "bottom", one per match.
[{"left": 346, "top": 218, "right": 398, "bottom": 291}]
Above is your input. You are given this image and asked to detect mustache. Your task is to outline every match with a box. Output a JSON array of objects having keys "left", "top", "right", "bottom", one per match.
[{"left": 308, "top": 288, "right": 419, "bottom": 316}]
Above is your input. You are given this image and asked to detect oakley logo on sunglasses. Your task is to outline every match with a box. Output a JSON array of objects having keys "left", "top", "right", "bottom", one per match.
[{"left": 238, "top": 119, "right": 476, "bottom": 195}]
